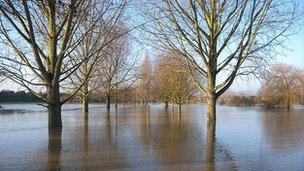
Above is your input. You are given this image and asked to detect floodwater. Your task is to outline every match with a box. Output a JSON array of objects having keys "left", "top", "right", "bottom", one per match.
[{"left": 0, "top": 104, "right": 303, "bottom": 170}]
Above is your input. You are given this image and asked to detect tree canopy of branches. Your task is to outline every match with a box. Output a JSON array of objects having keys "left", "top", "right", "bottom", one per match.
[
  {"left": 260, "top": 63, "right": 304, "bottom": 110},
  {"left": 66, "top": 5, "right": 129, "bottom": 115},
  {"left": 0, "top": 0, "right": 128, "bottom": 128},
  {"left": 141, "top": 0, "right": 301, "bottom": 125}
]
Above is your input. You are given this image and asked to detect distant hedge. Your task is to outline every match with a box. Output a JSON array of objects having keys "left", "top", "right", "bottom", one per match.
[{"left": 0, "top": 90, "right": 40, "bottom": 102}]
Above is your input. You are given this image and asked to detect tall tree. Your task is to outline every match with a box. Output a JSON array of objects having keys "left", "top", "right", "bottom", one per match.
[
  {"left": 0, "top": 1, "right": 119, "bottom": 128},
  {"left": 141, "top": 0, "right": 301, "bottom": 126}
]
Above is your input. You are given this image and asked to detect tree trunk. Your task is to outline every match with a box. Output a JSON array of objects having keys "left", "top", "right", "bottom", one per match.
[
  {"left": 286, "top": 98, "right": 291, "bottom": 111},
  {"left": 178, "top": 104, "right": 182, "bottom": 115},
  {"left": 165, "top": 101, "right": 169, "bottom": 109},
  {"left": 115, "top": 96, "right": 118, "bottom": 109},
  {"left": 206, "top": 95, "right": 216, "bottom": 125},
  {"left": 106, "top": 93, "right": 111, "bottom": 110},
  {"left": 47, "top": 84, "right": 62, "bottom": 128},
  {"left": 82, "top": 81, "right": 89, "bottom": 115},
  {"left": 206, "top": 74, "right": 217, "bottom": 126},
  {"left": 115, "top": 85, "right": 118, "bottom": 109},
  {"left": 172, "top": 102, "right": 175, "bottom": 113},
  {"left": 83, "top": 96, "right": 89, "bottom": 117}
]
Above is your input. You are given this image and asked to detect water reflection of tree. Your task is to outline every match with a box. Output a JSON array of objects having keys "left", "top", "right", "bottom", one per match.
[
  {"left": 47, "top": 128, "right": 62, "bottom": 170},
  {"left": 137, "top": 107, "right": 191, "bottom": 163},
  {"left": 205, "top": 124, "right": 237, "bottom": 171},
  {"left": 137, "top": 107, "right": 237, "bottom": 170},
  {"left": 262, "top": 110, "right": 304, "bottom": 149},
  {"left": 97, "top": 109, "right": 129, "bottom": 169}
]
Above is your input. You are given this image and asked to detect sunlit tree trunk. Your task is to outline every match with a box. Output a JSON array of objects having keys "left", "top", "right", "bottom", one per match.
[{"left": 206, "top": 76, "right": 217, "bottom": 125}]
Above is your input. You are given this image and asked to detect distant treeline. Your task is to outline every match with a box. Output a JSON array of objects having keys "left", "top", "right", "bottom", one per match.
[
  {"left": 218, "top": 95, "right": 259, "bottom": 107},
  {"left": 0, "top": 90, "right": 115, "bottom": 103},
  {"left": 0, "top": 90, "right": 40, "bottom": 102}
]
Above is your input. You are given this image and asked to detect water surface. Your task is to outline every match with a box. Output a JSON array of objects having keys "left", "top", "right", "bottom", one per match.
[{"left": 0, "top": 104, "right": 303, "bottom": 170}]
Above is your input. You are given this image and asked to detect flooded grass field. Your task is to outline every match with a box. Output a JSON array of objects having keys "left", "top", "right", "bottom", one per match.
[{"left": 0, "top": 104, "right": 303, "bottom": 170}]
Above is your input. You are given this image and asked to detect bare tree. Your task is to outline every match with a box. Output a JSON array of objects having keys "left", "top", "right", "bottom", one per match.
[
  {"left": 0, "top": 1, "right": 122, "bottom": 128},
  {"left": 141, "top": 0, "right": 301, "bottom": 125},
  {"left": 66, "top": 2, "right": 128, "bottom": 116},
  {"left": 260, "top": 63, "right": 303, "bottom": 110},
  {"left": 96, "top": 27, "right": 136, "bottom": 110}
]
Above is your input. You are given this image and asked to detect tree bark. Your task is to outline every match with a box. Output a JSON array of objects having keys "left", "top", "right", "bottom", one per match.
[
  {"left": 47, "top": 84, "right": 62, "bottom": 128},
  {"left": 206, "top": 75, "right": 217, "bottom": 126},
  {"left": 206, "top": 95, "right": 216, "bottom": 125}
]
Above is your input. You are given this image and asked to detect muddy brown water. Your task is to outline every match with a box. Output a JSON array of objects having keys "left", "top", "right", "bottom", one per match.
[{"left": 0, "top": 104, "right": 303, "bottom": 170}]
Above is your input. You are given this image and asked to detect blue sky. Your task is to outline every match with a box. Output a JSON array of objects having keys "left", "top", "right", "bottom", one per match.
[{"left": 1, "top": 1, "right": 304, "bottom": 94}]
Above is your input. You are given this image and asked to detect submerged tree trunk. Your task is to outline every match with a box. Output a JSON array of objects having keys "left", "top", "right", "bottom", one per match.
[
  {"left": 83, "top": 96, "right": 89, "bottom": 118},
  {"left": 165, "top": 101, "right": 169, "bottom": 109},
  {"left": 48, "top": 127, "right": 62, "bottom": 170},
  {"left": 47, "top": 84, "right": 62, "bottom": 128},
  {"left": 206, "top": 95, "right": 216, "bottom": 125},
  {"left": 205, "top": 119, "right": 216, "bottom": 171},
  {"left": 206, "top": 70, "right": 217, "bottom": 126},
  {"left": 178, "top": 104, "right": 182, "bottom": 115},
  {"left": 286, "top": 98, "right": 291, "bottom": 111},
  {"left": 82, "top": 81, "right": 89, "bottom": 115}
]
